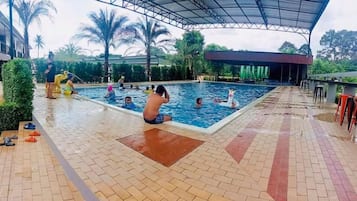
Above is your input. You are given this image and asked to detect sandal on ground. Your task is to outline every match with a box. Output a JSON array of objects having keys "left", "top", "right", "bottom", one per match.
[
  {"left": 9, "top": 135, "right": 18, "bottom": 140},
  {"left": 24, "top": 123, "right": 36, "bottom": 130},
  {"left": 25, "top": 136, "right": 37, "bottom": 143},
  {"left": 3, "top": 137, "right": 15, "bottom": 146},
  {"left": 29, "top": 130, "right": 41, "bottom": 136}
]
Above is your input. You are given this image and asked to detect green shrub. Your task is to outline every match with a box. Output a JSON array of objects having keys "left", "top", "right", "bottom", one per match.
[
  {"left": 0, "top": 102, "right": 22, "bottom": 131},
  {"left": 1, "top": 59, "right": 34, "bottom": 131},
  {"left": 151, "top": 66, "right": 161, "bottom": 81},
  {"left": 132, "top": 65, "right": 146, "bottom": 82}
]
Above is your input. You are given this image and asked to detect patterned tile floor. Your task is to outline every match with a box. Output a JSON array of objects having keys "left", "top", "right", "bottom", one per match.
[{"left": 2, "top": 83, "right": 357, "bottom": 201}]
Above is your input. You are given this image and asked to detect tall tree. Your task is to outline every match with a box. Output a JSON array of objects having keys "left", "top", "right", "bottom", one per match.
[
  {"left": 55, "top": 43, "right": 82, "bottom": 61},
  {"left": 278, "top": 41, "right": 298, "bottom": 54},
  {"left": 34, "top": 34, "right": 44, "bottom": 58},
  {"left": 174, "top": 31, "right": 204, "bottom": 79},
  {"left": 6, "top": 0, "right": 57, "bottom": 58},
  {"left": 74, "top": 9, "right": 134, "bottom": 82},
  {"left": 205, "top": 43, "right": 229, "bottom": 51},
  {"left": 204, "top": 43, "right": 229, "bottom": 76},
  {"left": 129, "top": 17, "right": 172, "bottom": 81},
  {"left": 298, "top": 44, "right": 310, "bottom": 55},
  {"left": 317, "top": 29, "right": 357, "bottom": 61}
]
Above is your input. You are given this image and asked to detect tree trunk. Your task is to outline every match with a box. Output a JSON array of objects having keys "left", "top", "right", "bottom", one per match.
[
  {"left": 24, "top": 27, "right": 30, "bottom": 58},
  {"left": 104, "top": 45, "right": 109, "bottom": 83},
  {"left": 146, "top": 46, "right": 151, "bottom": 82}
]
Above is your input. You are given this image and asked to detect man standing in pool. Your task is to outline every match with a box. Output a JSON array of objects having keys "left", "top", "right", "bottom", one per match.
[{"left": 143, "top": 85, "right": 172, "bottom": 124}]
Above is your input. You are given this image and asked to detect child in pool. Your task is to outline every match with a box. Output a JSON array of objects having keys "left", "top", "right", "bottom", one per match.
[
  {"left": 104, "top": 85, "right": 116, "bottom": 101},
  {"left": 195, "top": 97, "right": 202, "bottom": 108},
  {"left": 122, "top": 96, "right": 136, "bottom": 109}
]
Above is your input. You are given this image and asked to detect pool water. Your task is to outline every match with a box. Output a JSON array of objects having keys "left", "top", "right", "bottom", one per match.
[{"left": 77, "top": 82, "right": 274, "bottom": 128}]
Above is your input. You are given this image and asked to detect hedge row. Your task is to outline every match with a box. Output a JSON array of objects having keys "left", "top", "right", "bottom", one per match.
[
  {"left": 33, "top": 59, "right": 190, "bottom": 83},
  {"left": 0, "top": 59, "right": 34, "bottom": 131}
]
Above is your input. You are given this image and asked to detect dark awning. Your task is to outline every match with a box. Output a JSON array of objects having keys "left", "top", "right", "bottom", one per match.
[{"left": 205, "top": 51, "right": 313, "bottom": 65}]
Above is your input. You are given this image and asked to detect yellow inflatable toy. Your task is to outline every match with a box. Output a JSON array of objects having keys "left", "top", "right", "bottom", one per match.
[{"left": 54, "top": 71, "right": 68, "bottom": 93}]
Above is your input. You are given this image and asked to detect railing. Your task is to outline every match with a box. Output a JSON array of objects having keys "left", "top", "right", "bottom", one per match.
[{"left": 0, "top": 41, "right": 8, "bottom": 54}]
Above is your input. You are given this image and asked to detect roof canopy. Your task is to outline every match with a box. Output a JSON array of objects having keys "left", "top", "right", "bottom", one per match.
[{"left": 96, "top": 0, "right": 329, "bottom": 34}]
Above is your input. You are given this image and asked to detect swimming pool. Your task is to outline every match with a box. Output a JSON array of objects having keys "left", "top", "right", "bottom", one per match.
[{"left": 77, "top": 82, "right": 274, "bottom": 131}]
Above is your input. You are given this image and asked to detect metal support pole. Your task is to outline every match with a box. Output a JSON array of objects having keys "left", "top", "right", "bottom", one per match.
[
  {"left": 9, "top": 0, "right": 14, "bottom": 59},
  {"left": 308, "top": 32, "right": 312, "bottom": 56}
]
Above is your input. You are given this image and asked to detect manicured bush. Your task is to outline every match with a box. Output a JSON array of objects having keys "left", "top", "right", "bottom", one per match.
[
  {"left": 0, "top": 58, "right": 34, "bottom": 131},
  {"left": 132, "top": 65, "right": 146, "bottom": 82},
  {"left": 151, "top": 66, "right": 161, "bottom": 81},
  {"left": 33, "top": 59, "right": 190, "bottom": 83},
  {"left": 0, "top": 102, "right": 22, "bottom": 131},
  {"left": 112, "top": 63, "right": 133, "bottom": 83},
  {"left": 161, "top": 67, "right": 170, "bottom": 81}
]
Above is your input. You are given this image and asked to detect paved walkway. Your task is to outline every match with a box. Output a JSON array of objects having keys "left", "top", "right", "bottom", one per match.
[{"left": 2, "top": 83, "right": 357, "bottom": 201}]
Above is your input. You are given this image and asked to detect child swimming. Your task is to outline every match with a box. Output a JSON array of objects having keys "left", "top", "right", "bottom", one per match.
[{"left": 104, "top": 85, "right": 116, "bottom": 102}]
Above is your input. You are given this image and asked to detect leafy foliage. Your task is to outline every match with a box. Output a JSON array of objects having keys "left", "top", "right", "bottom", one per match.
[
  {"left": 128, "top": 17, "right": 172, "bottom": 81},
  {"left": 317, "top": 30, "right": 357, "bottom": 61},
  {"left": 1, "top": 59, "right": 34, "bottom": 131},
  {"left": 7, "top": 0, "right": 57, "bottom": 58},
  {"left": 74, "top": 9, "right": 134, "bottom": 82},
  {"left": 174, "top": 31, "right": 205, "bottom": 79},
  {"left": 0, "top": 102, "right": 22, "bottom": 131},
  {"left": 309, "top": 59, "right": 345, "bottom": 74},
  {"left": 278, "top": 41, "right": 310, "bottom": 55},
  {"left": 203, "top": 43, "right": 230, "bottom": 77},
  {"left": 278, "top": 41, "right": 298, "bottom": 54},
  {"left": 34, "top": 34, "right": 44, "bottom": 58},
  {"left": 55, "top": 43, "right": 83, "bottom": 61}
]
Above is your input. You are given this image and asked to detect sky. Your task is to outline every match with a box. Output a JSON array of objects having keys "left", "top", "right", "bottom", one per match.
[{"left": 0, "top": 0, "right": 356, "bottom": 58}]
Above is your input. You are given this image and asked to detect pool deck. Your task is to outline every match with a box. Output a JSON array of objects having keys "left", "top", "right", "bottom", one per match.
[{"left": 2, "top": 83, "right": 357, "bottom": 201}]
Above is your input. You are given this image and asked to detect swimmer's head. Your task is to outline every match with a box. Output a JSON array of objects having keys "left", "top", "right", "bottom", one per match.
[
  {"left": 196, "top": 97, "right": 202, "bottom": 104},
  {"left": 156, "top": 85, "right": 165, "bottom": 95},
  {"left": 125, "top": 96, "right": 132, "bottom": 103},
  {"left": 108, "top": 85, "right": 113, "bottom": 91},
  {"left": 67, "top": 73, "right": 73, "bottom": 80}
]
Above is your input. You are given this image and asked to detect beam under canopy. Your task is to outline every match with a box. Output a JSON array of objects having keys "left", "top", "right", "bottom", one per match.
[{"left": 95, "top": 0, "right": 330, "bottom": 35}]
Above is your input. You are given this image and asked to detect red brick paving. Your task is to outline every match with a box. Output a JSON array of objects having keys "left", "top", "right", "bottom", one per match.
[{"left": 118, "top": 128, "right": 204, "bottom": 167}]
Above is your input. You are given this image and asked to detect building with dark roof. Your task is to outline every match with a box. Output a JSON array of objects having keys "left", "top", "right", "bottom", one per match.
[
  {"left": 205, "top": 51, "right": 313, "bottom": 85},
  {"left": 0, "top": 11, "right": 25, "bottom": 62}
]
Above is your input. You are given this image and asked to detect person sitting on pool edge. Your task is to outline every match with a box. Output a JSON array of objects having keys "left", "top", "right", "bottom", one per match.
[
  {"left": 118, "top": 76, "right": 125, "bottom": 89},
  {"left": 195, "top": 97, "right": 203, "bottom": 108},
  {"left": 143, "top": 85, "right": 172, "bottom": 124},
  {"left": 63, "top": 73, "right": 78, "bottom": 95},
  {"left": 122, "top": 96, "right": 136, "bottom": 109}
]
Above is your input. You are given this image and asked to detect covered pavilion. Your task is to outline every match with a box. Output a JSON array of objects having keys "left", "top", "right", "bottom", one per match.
[{"left": 205, "top": 51, "right": 313, "bottom": 85}]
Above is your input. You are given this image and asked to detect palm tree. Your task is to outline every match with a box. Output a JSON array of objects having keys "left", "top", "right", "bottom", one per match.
[
  {"left": 34, "top": 34, "right": 44, "bottom": 58},
  {"left": 9, "top": 0, "right": 56, "bottom": 58},
  {"left": 75, "top": 9, "right": 133, "bottom": 82},
  {"left": 55, "top": 43, "right": 82, "bottom": 61},
  {"left": 130, "top": 17, "right": 171, "bottom": 81}
]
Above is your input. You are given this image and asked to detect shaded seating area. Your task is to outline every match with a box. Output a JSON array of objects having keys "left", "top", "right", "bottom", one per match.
[
  {"left": 304, "top": 79, "right": 357, "bottom": 141},
  {"left": 205, "top": 51, "right": 313, "bottom": 86}
]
